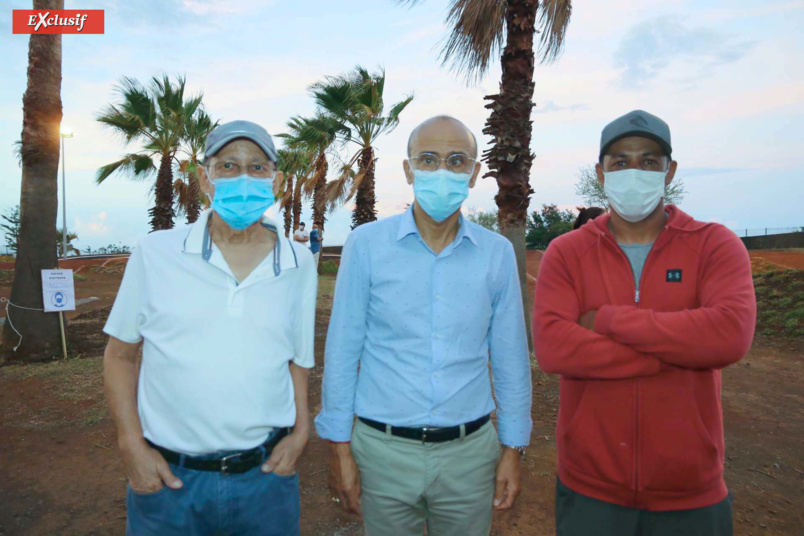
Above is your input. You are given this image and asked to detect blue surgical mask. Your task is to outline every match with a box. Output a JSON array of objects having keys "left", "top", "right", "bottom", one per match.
[
  {"left": 413, "top": 169, "right": 471, "bottom": 223},
  {"left": 210, "top": 175, "right": 275, "bottom": 230}
]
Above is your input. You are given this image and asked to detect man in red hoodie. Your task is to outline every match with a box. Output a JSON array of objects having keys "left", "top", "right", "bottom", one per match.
[{"left": 533, "top": 110, "right": 756, "bottom": 536}]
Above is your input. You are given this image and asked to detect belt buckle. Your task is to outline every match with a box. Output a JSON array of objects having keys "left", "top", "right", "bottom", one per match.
[
  {"left": 220, "top": 452, "right": 243, "bottom": 474},
  {"left": 421, "top": 427, "right": 429, "bottom": 444}
]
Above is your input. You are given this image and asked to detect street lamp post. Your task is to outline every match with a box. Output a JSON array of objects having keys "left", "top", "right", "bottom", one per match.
[{"left": 59, "top": 129, "right": 73, "bottom": 260}]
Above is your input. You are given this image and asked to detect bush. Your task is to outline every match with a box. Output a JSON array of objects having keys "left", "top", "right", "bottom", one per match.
[{"left": 320, "top": 260, "right": 338, "bottom": 275}]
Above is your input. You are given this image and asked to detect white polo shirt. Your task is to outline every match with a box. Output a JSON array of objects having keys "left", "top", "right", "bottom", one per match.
[{"left": 103, "top": 210, "right": 317, "bottom": 455}]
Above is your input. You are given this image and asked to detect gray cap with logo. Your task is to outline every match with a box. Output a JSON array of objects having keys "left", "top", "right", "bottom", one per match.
[
  {"left": 599, "top": 110, "right": 672, "bottom": 160},
  {"left": 204, "top": 120, "right": 277, "bottom": 162}
]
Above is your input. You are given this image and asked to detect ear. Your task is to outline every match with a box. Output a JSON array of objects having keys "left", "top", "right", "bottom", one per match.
[
  {"left": 468, "top": 160, "right": 481, "bottom": 189},
  {"left": 273, "top": 171, "right": 284, "bottom": 199},
  {"left": 198, "top": 164, "right": 214, "bottom": 199},
  {"left": 665, "top": 160, "right": 677, "bottom": 186},
  {"left": 403, "top": 159, "right": 414, "bottom": 186},
  {"left": 595, "top": 162, "right": 605, "bottom": 188}
]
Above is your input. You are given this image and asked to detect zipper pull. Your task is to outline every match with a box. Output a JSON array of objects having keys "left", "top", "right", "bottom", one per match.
[{"left": 635, "top": 290, "right": 640, "bottom": 303}]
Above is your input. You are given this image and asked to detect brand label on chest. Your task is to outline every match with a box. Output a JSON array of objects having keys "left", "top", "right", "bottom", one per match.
[{"left": 666, "top": 269, "right": 683, "bottom": 283}]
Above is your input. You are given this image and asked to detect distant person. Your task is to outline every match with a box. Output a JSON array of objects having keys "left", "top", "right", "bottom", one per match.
[
  {"left": 317, "top": 116, "right": 532, "bottom": 535},
  {"left": 309, "top": 222, "right": 323, "bottom": 265},
  {"left": 533, "top": 109, "right": 756, "bottom": 536},
  {"left": 103, "top": 120, "right": 317, "bottom": 535},
  {"left": 573, "top": 206, "right": 606, "bottom": 229},
  {"left": 293, "top": 222, "right": 309, "bottom": 245}
]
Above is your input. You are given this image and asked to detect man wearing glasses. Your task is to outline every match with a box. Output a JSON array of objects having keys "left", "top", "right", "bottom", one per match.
[
  {"left": 316, "top": 116, "right": 532, "bottom": 535},
  {"left": 103, "top": 121, "right": 316, "bottom": 535}
]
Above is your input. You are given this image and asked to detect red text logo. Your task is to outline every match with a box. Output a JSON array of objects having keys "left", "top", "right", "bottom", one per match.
[{"left": 12, "top": 10, "right": 104, "bottom": 34}]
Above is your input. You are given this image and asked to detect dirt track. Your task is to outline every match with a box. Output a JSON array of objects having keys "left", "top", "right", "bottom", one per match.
[{"left": 0, "top": 251, "right": 803, "bottom": 535}]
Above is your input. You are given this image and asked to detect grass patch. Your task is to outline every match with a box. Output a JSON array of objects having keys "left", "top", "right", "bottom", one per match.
[
  {"left": 0, "top": 357, "right": 107, "bottom": 428},
  {"left": 320, "top": 260, "right": 339, "bottom": 275},
  {"left": 74, "top": 273, "right": 87, "bottom": 281},
  {"left": 0, "top": 269, "right": 13, "bottom": 284},
  {"left": 753, "top": 270, "right": 804, "bottom": 338}
]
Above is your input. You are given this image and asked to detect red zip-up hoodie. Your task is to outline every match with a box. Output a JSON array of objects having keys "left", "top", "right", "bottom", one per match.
[{"left": 533, "top": 205, "right": 756, "bottom": 511}]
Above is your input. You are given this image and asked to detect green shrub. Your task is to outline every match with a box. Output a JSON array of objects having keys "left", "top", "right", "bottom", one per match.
[
  {"left": 320, "top": 260, "right": 338, "bottom": 275},
  {"left": 778, "top": 297, "right": 793, "bottom": 308}
]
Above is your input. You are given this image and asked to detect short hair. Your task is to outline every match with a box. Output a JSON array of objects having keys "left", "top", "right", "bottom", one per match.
[
  {"left": 299, "top": 222, "right": 305, "bottom": 227},
  {"left": 407, "top": 115, "right": 478, "bottom": 159},
  {"left": 573, "top": 207, "right": 606, "bottom": 230}
]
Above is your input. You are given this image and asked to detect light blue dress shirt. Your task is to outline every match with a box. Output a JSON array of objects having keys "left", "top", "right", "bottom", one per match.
[{"left": 315, "top": 205, "right": 532, "bottom": 446}]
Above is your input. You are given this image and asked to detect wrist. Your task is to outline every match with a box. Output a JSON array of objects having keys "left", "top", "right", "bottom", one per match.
[{"left": 502, "top": 445, "right": 526, "bottom": 457}]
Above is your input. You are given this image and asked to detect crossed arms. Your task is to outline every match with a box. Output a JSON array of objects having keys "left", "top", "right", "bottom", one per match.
[{"left": 533, "top": 233, "right": 756, "bottom": 380}]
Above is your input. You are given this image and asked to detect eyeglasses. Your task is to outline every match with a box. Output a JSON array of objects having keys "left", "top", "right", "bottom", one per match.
[
  {"left": 409, "top": 152, "right": 476, "bottom": 174},
  {"left": 207, "top": 161, "right": 275, "bottom": 179}
]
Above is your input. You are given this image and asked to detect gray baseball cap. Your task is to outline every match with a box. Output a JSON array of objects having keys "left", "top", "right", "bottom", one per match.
[
  {"left": 204, "top": 120, "right": 277, "bottom": 162},
  {"left": 599, "top": 110, "right": 672, "bottom": 160}
]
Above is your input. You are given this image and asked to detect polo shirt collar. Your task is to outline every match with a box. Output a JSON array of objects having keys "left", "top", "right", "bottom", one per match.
[
  {"left": 396, "top": 204, "right": 478, "bottom": 247},
  {"left": 183, "top": 209, "right": 299, "bottom": 275}
]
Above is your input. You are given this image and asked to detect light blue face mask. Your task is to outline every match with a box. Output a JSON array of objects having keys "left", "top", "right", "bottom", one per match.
[
  {"left": 413, "top": 169, "right": 472, "bottom": 222},
  {"left": 210, "top": 175, "right": 275, "bottom": 230}
]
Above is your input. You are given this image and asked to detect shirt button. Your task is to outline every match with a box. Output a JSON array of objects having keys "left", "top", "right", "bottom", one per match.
[
  {"left": 435, "top": 294, "right": 441, "bottom": 300},
  {"left": 432, "top": 410, "right": 437, "bottom": 415},
  {"left": 433, "top": 372, "right": 439, "bottom": 377},
  {"left": 434, "top": 334, "right": 440, "bottom": 339}
]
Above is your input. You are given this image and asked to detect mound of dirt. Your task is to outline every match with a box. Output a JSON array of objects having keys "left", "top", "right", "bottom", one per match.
[{"left": 67, "top": 306, "right": 113, "bottom": 358}]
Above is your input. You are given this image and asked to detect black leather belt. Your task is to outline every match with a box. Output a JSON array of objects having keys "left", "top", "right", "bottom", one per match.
[
  {"left": 358, "top": 414, "right": 490, "bottom": 443},
  {"left": 146, "top": 427, "right": 291, "bottom": 474}
]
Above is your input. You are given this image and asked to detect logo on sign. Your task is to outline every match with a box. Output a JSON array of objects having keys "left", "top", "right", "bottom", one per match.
[
  {"left": 51, "top": 291, "right": 67, "bottom": 308},
  {"left": 12, "top": 10, "right": 105, "bottom": 34},
  {"left": 666, "top": 269, "right": 682, "bottom": 283}
]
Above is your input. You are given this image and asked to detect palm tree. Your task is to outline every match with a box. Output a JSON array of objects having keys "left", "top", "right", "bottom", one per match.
[
  {"left": 96, "top": 75, "right": 203, "bottom": 231},
  {"left": 279, "top": 115, "right": 344, "bottom": 231},
  {"left": 56, "top": 228, "right": 79, "bottom": 257},
  {"left": 310, "top": 66, "right": 413, "bottom": 229},
  {"left": 174, "top": 111, "right": 218, "bottom": 223},
  {"left": 277, "top": 147, "right": 315, "bottom": 237},
  {"left": 396, "top": 0, "right": 572, "bottom": 349},
  {"left": 2, "top": 0, "right": 64, "bottom": 363}
]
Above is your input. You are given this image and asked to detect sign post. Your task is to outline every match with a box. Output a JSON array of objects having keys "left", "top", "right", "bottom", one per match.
[{"left": 41, "top": 269, "right": 75, "bottom": 360}]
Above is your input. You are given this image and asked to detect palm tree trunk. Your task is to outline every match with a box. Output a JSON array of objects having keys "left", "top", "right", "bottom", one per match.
[
  {"left": 292, "top": 177, "right": 303, "bottom": 230},
  {"left": 2, "top": 0, "right": 64, "bottom": 363},
  {"left": 148, "top": 152, "right": 175, "bottom": 231},
  {"left": 351, "top": 146, "right": 376, "bottom": 229},
  {"left": 283, "top": 176, "right": 293, "bottom": 237},
  {"left": 185, "top": 167, "right": 201, "bottom": 224},
  {"left": 312, "top": 151, "right": 328, "bottom": 231},
  {"left": 483, "top": 0, "right": 537, "bottom": 351}
]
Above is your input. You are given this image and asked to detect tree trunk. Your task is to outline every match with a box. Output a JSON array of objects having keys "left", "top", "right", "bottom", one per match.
[
  {"left": 148, "top": 152, "right": 175, "bottom": 231},
  {"left": 351, "top": 146, "right": 376, "bottom": 229},
  {"left": 312, "top": 151, "right": 328, "bottom": 230},
  {"left": 185, "top": 167, "right": 201, "bottom": 224},
  {"left": 292, "top": 177, "right": 303, "bottom": 230},
  {"left": 283, "top": 176, "right": 293, "bottom": 238},
  {"left": 483, "top": 0, "right": 537, "bottom": 351},
  {"left": 2, "top": 0, "right": 64, "bottom": 364}
]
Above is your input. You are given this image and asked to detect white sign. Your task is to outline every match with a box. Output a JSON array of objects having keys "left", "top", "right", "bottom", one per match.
[{"left": 41, "top": 269, "right": 76, "bottom": 313}]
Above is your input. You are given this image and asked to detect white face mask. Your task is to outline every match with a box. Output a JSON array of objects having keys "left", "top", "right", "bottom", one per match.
[{"left": 603, "top": 169, "right": 667, "bottom": 223}]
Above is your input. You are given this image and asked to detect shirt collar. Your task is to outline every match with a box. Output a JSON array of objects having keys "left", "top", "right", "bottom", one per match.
[
  {"left": 396, "top": 204, "right": 477, "bottom": 247},
  {"left": 183, "top": 209, "right": 299, "bottom": 273}
]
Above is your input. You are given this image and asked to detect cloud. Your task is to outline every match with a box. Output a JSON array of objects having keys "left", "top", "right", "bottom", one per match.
[
  {"left": 74, "top": 212, "right": 111, "bottom": 238},
  {"left": 613, "top": 16, "right": 756, "bottom": 89},
  {"left": 534, "top": 101, "right": 589, "bottom": 114}
]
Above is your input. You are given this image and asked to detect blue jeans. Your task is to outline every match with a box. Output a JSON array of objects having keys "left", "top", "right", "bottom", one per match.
[{"left": 126, "top": 436, "right": 300, "bottom": 535}]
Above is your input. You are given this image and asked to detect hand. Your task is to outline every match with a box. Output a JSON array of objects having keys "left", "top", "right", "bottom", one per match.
[
  {"left": 262, "top": 429, "right": 309, "bottom": 476},
  {"left": 578, "top": 310, "right": 598, "bottom": 331},
  {"left": 493, "top": 448, "right": 522, "bottom": 510},
  {"left": 120, "top": 438, "right": 183, "bottom": 494},
  {"left": 328, "top": 442, "right": 362, "bottom": 515}
]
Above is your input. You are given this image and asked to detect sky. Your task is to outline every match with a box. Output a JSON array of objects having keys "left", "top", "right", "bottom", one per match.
[{"left": 1, "top": 0, "right": 802, "bottom": 251}]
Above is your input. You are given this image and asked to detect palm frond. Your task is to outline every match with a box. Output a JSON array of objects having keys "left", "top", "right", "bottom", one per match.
[
  {"left": 537, "top": 0, "right": 572, "bottom": 63},
  {"left": 96, "top": 153, "right": 157, "bottom": 184},
  {"left": 438, "top": 0, "right": 507, "bottom": 82}
]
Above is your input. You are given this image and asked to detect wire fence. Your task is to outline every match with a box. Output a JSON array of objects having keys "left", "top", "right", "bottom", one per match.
[{"left": 730, "top": 227, "right": 804, "bottom": 238}]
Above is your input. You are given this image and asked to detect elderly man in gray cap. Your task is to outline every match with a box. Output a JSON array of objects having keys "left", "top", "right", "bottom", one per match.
[
  {"left": 103, "top": 120, "right": 318, "bottom": 535},
  {"left": 534, "top": 110, "right": 755, "bottom": 535}
]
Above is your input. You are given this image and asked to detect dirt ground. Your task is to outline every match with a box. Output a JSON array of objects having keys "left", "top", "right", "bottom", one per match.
[{"left": 0, "top": 251, "right": 803, "bottom": 536}]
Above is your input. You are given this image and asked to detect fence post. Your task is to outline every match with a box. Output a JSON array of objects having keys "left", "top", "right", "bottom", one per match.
[
  {"left": 765, "top": 228, "right": 768, "bottom": 236},
  {"left": 745, "top": 230, "right": 748, "bottom": 238}
]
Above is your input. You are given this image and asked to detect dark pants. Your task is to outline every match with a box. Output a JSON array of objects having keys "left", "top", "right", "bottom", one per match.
[
  {"left": 556, "top": 478, "right": 733, "bottom": 536},
  {"left": 126, "top": 433, "right": 300, "bottom": 535}
]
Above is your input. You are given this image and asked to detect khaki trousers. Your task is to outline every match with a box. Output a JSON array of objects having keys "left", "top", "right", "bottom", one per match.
[{"left": 351, "top": 419, "right": 500, "bottom": 536}]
